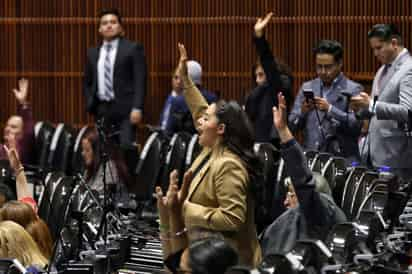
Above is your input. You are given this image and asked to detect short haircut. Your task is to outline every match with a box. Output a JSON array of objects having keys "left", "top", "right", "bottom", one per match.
[
  {"left": 313, "top": 40, "right": 344, "bottom": 63},
  {"left": 99, "top": 8, "right": 123, "bottom": 26},
  {"left": 368, "top": 24, "right": 403, "bottom": 45}
]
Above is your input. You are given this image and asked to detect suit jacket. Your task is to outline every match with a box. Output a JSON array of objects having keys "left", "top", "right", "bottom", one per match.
[
  {"left": 181, "top": 78, "right": 262, "bottom": 267},
  {"left": 364, "top": 50, "right": 412, "bottom": 168},
  {"left": 245, "top": 35, "right": 293, "bottom": 143},
  {"left": 83, "top": 37, "right": 147, "bottom": 118},
  {"left": 289, "top": 74, "right": 363, "bottom": 160}
]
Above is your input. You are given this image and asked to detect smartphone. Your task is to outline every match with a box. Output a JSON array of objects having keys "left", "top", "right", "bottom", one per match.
[{"left": 303, "top": 88, "right": 314, "bottom": 101}]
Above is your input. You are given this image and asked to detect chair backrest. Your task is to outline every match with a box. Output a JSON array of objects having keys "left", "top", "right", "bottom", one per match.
[
  {"left": 48, "top": 176, "right": 74, "bottom": 239},
  {"left": 341, "top": 166, "right": 367, "bottom": 217},
  {"left": 38, "top": 171, "right": 65, "bottom": 223},
  {"left": 160, "top": 132, "right": 191, "bottom": 192},
  {"left": 33, "top": 121, "right": 55, "bottom": 169},
  {"left": 304, "top": 150, "right": 318, "bottom": 169},
  {"left": 254, "top": 142, "right": 281, "bottom": 231},
  {"left": 47, "top": 123, "right": 75, "bottom": 175},
  {"left": 321, "top": 156, "right": 347, "bottom": 191},
  {"left": 185, "top": 134, "right": 201, "bottom": 171},
  {"left": 311, "top": 152, "right": 333, "bottom": 173},
  {"left": 355, "top": 190, "right": 388, "bottom": 220},
  {"left": 0, "top": 259, "right": 26, "bottom": 274},
  {"left": 132, "top": 132, "right": 168, "bottom": 200},
  {"left": 368, "top": 179, "right": 389, "bottom": 194},
  {"left": 350, "top": 171, "right": 379, "bottom": 219}
]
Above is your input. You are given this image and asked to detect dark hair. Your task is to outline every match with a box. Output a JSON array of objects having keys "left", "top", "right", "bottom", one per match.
[
  {"left": 313, "top": 40, "right": 343, "bottom": 63},
  {"left": 252, "top": 58, "right": 292, "bottom": 86},
  {"left": 189, "top": 238, "right": 238, "bottom": 274},
  {"left": 99, "top": 8, "right": 123, "bottom": 26},
  {"left": 0, "top": 183, "right": 16, "bottom": 206},
  {"left": 82, "top": 127, "right": 131, "bottom": 186},
  {"left": 368, "top": 24, "right": 403, "bottom": 45},
  {"left": 214, "top": 100, "right": 262, "bottom": 190}
]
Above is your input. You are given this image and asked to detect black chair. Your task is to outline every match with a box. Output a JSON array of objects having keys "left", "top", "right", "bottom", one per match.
[
  {"left": 38, "top": 171, "right": 65, "bottom": 223},
  {"left": 48, "top": 176, "right": 75, "bottom": 239},
  {"left": 304, "top": 150, "right": 318, "bottom": 169},
  {"left": 341, "top": 166, "right": 367, "bottom": 217},
  {"left": 184, "top": 134, "right": 201, "bottom": 171},
  {"left": 326, "top": 222, "right": 365, "bottom": 264},
  {"left": 0, "top": 259, "right": 27, "bottom": 274},
  {"left": 311, "top": 152, "right": 333, "bottom": 173},
  {"left": 132, "top": 132, "right": 168, "bottom": 201},
  {"left": 47, "top": 123, "right": 75, "bottom": 175},
  {"left": 350, "top": 171, "right": 379, "bottom": 219},
  {"left": 33, "top": 121, "right": 55, "bottom": 169},
  {"left": 254, "top": 142, "right": 281, "bottom": 231},
  {"left": 160, "top": 132, "right": 191, "bottom": 192},
  {"left": 71, "top": 125, "right": 91, "bottom": 175},
  {"left": 321, "top": 156, "right": 347, "bottom": 191},
  {"left": 355, "top": 190, "right": 388, "bottom": 221}
]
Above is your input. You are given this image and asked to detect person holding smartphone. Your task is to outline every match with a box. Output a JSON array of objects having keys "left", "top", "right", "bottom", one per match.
[{"left": 289, "top": 40, "right": 363, "bottom": 161}]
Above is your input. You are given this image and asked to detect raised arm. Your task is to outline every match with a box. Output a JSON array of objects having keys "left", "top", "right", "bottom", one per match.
[
  {"left": 273, "top": 94, "right": 330, "bottom": 224},
  {"left": 176, "top": 43, "right": 209, "bottom": 131},
  {"left": 4, "top": 142, "right": 32, "bottom": 201},
  {"left": 13, "top": 78, "right": 34, "bottom": 164},
  {"left": 253, "top": 12, "right": 282, "bottom": 90}
]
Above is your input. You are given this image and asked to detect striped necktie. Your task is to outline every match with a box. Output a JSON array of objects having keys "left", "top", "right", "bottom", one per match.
[{"left": 104, "top": 43, "right": 114, "bottom": 100}]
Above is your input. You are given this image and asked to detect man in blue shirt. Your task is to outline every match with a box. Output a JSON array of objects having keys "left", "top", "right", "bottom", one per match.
[{"left": 289, "top": 40, "right": 363, "bottom": 160}]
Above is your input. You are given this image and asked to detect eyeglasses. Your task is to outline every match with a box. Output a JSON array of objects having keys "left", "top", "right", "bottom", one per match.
[{"left": 315, "top": 63, "right": 338, "bottom": 72}]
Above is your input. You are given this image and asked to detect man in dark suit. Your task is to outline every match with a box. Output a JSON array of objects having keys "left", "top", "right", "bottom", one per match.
[{"left": 83, "top": 8, "right": 146, "bottom": 146}]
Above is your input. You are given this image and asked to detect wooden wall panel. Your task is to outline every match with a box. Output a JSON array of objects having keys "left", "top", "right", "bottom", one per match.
[{"left": 0, "top": 0, "right": 410, "bottom": 143}]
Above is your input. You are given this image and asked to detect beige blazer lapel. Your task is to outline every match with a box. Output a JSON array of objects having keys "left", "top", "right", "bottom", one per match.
[{"left": 187, "top": 159, "right": 212, "bottom": 201}]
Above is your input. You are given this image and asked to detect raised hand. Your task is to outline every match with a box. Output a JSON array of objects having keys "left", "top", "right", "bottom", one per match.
[
  {"left": 167, "top": 169, "right": 193, "bottom": 210},
  {"left": 254, "top": 12, "right": 274, "bottom": 38},
  {"left": 273, "top": 93, "right": 294, "bottom": 143},
  {"left": 4, "top": 144, "right": 22, "bottom": 173},
  {"left": 12, "top": 78, "right": 29, "bottom": 105},
  {"left": 178, "top": 170, "right": 193, "bottom": 203},
  {"left": 272, "top": 93, "right": 287, "bottom": 130},
  {"left": 176, "top": 43, "right": 189, "bottom": 78}
]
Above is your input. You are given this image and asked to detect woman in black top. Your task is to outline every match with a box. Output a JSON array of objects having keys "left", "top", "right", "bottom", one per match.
[{"left": 245, "top": 12, "right": 293, "bottom": 145}]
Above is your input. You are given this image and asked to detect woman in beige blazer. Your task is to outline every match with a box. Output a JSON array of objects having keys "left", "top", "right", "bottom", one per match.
[{"left": 160, "top": 44, "right": 262, "bottom": 268}]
